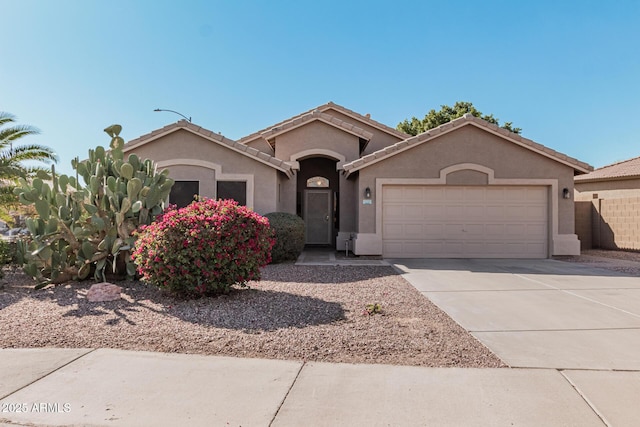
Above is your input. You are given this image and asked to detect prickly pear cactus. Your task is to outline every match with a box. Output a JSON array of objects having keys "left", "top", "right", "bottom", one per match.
[{"left": 14, "top": 124, "right": 174, "bottom": 287}]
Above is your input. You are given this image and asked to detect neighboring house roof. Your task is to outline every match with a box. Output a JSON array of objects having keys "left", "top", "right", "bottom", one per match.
[
  {"left": 574, "top": 155, "right": 640, "bottom": 182},
  {"left": 123, "top": 120, "right": 293, "bottom": 177},
  {"left": 238, "top": 101, "right": 409, "bottom": 145},
  {"left": 342, "top": 114, "right": 593, "bottom": 177}
]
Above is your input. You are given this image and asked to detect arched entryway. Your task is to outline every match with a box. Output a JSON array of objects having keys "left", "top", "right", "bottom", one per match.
[{"left": 296, "top": 157, "right": 339, "bottom": 245}]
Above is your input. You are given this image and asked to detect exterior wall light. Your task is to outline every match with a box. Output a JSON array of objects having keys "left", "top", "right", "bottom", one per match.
[
  {"left": 364, "top": 187, "right": 372, "bottom": 199},
  {"left": 562, "top": 188, "right": 571, "bottom": 199}
]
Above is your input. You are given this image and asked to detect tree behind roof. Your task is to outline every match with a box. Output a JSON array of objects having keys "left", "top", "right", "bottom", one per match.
[{"left": 397, "top": 101, "right": 522, "bottom": 136}]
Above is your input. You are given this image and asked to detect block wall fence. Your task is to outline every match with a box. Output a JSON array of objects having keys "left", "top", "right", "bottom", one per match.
[{"left": 575, "top": 197, "right": 640, "bottom": 251}]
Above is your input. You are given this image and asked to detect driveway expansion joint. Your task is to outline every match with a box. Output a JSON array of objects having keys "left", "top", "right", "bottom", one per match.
[
  {"left": 559, "top": 370, "right": 611, "bottom": 427},
  {"left": 0, "top": 348, "right": 96, "bottom": 401}
]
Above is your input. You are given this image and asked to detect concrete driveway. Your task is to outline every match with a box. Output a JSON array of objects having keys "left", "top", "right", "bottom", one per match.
[{"left": 390, "top": 258, "right": 640, "bottom": 371}]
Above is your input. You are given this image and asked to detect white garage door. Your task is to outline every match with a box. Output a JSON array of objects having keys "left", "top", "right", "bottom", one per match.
[{"left": 382, "top": 185, "right": 548, "bottom": 258}]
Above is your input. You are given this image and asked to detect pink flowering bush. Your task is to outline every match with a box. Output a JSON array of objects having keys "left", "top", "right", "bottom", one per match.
[{"left": 132, "top": 198, "right": 275, "bottom": 297}]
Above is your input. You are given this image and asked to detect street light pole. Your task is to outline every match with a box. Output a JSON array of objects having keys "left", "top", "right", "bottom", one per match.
[{"left": 153, "top": 108, "right": 192, "bottom": 122}]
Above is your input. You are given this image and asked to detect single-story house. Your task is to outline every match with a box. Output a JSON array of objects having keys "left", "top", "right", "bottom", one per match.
[
  {"left": 123, "top": 102, "right": 592, "bottom": 258},
  {"left": 574, "top": 156, "right": 640, "bottom": 250}
]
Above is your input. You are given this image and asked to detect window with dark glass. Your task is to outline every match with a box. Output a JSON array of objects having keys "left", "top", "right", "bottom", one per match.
[
  {"left": 170, "top": 180, "right": 199, "bottom": 208},
  {"left": 216, "top": 181, "right": 247, "bottom": 206}
]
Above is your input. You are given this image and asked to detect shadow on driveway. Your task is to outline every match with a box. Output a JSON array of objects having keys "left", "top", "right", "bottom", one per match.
[
  {"left": 389, "top": 258, "right": 634, "bottom": 277},
  {"left": 261, "top": 263, "right": 399, "bottom": 283}
]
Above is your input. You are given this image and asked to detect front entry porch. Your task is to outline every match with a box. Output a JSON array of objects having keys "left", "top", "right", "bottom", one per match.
[
  {"left": 295, "top": 246, "right": 387, "bottom": 266},
  {"left": 296, "top": 157, "right": 339, "bottom": 246}
]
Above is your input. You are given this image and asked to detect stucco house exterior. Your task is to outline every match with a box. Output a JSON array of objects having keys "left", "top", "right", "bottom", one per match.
[
  {"left": 123, "top": 102, "right": 592, "bottom": 258},
  {"left": 574, "top": 156, "right": 640, "bottom": 250}
]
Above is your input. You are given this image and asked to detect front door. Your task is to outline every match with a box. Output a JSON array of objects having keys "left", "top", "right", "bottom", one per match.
[{"left": 304, "top": 189, "right": 332, "bottom": 244}]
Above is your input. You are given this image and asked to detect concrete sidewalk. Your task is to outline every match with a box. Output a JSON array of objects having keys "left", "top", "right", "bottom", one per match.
[{"left": 1, "top": 348, "right": 634, "bottom": 426}]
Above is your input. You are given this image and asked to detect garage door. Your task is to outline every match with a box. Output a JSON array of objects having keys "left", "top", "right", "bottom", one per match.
[{"left": 382, "top": 186, "right": 548, "bottom": 258}]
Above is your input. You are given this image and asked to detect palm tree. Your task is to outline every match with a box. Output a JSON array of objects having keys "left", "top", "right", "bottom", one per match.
[
  {"left": 0, "top": 112, "right": 57, "bottom": 180},
  {"left": 0, "top": 112, "right": 58, "bottom": 222}
]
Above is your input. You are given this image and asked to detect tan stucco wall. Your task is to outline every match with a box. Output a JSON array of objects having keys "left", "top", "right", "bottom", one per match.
[
  {"left": 339, "top": 175, "right": 357, "bottom": 232},
  {"left": 445, "top": 169, "right": 489, "bottom": 185},
  {"left": 267, "top": 121, "right": 361, "bottom": 244},
  {"left": 277, "top": 173, "right": 296, "bottom": 213},
  {"left": 162, "top": 164, "right": 216, "bottom": 200},
  {"left": 274, "top": 121, "right": 361, "bottom": 163},
  {"left": 575, "top": 178, "right": 640, "bottom": 200},
  {"left": 323, "top": 108, "right": 405, "bottom": 155},
  {"left": 124, "top": 129, "right": 281, "bottom": 215},
  {"left": 273, "top": 126, "right": 358, "bottom": 239},
  {"left": 356, "top": 125, "right": 577, "bottom": 236}
]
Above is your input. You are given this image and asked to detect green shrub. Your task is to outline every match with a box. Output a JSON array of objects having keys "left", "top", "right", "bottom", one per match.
[
  {"left": 364, "top": 303, "right": 382, "bottom": 316},
  {"left": 132, "top": 198, "right": 275, "bottom": 297},
  {"left": 0, "top": 239, "right": 16, "bottom": 278},
  {"left": 0, "top": 239, "right": 16, "bottom": 266},
  {"left": 264, "top": 212, "right": 305, "bottom": 263}
]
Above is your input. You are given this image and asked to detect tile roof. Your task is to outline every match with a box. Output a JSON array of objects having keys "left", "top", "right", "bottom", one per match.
[
  {"left": 255, "top": 110, "right": 374, "bottom": 146},
  {"left": 574, "top": 155, "right": 640, "bottom": 182},
  {"left": 343, "top": 114, "right": 593, "bottom": 176},
  {"left": 238, "top": 101, "right": 408, "bottom": 144},
  {"left": 122, "top": 120, "right": 293, "bottom": 177},
  {"left": 321, "top": 102, "right": 411, "bottom": 140}
]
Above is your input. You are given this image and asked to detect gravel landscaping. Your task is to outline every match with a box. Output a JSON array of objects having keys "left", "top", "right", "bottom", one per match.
[
  {"left": 6, "top": 249, "right": 633, "bottom": 368},
  {"left": 555, "top": 249, "right": 640, "bottom": 276},
  {"left": 0, "top": 264, "right": 505, "bottom": 368}
]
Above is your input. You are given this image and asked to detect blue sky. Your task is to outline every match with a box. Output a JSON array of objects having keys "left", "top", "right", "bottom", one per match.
[{"left": 2, "top": 0, "right": 639, "bottom": 176}]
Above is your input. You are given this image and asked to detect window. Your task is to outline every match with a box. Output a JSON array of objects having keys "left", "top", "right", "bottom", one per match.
[
  {"left": 170, "top": 180, "right": 199, "bottom": 208},
  {"left": 306, "top": 176, "right": 329, "bottom": 188},
  {"left": 217, "top": 181, "right": 247, "bottom": 206}
]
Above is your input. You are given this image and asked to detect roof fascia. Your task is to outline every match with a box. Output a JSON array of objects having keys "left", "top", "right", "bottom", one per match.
[
  {"left": 344, "top": 119, "right": 592, "bottom": 177},
  {"left": 319, "top": 104, "right": 410, "bottom": 140},
  {"left": 124, "top": 124, "right": 293, "bottom": 178},
  {"left": 262, "top": 115, "right": 373, "bottom": 142}
]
